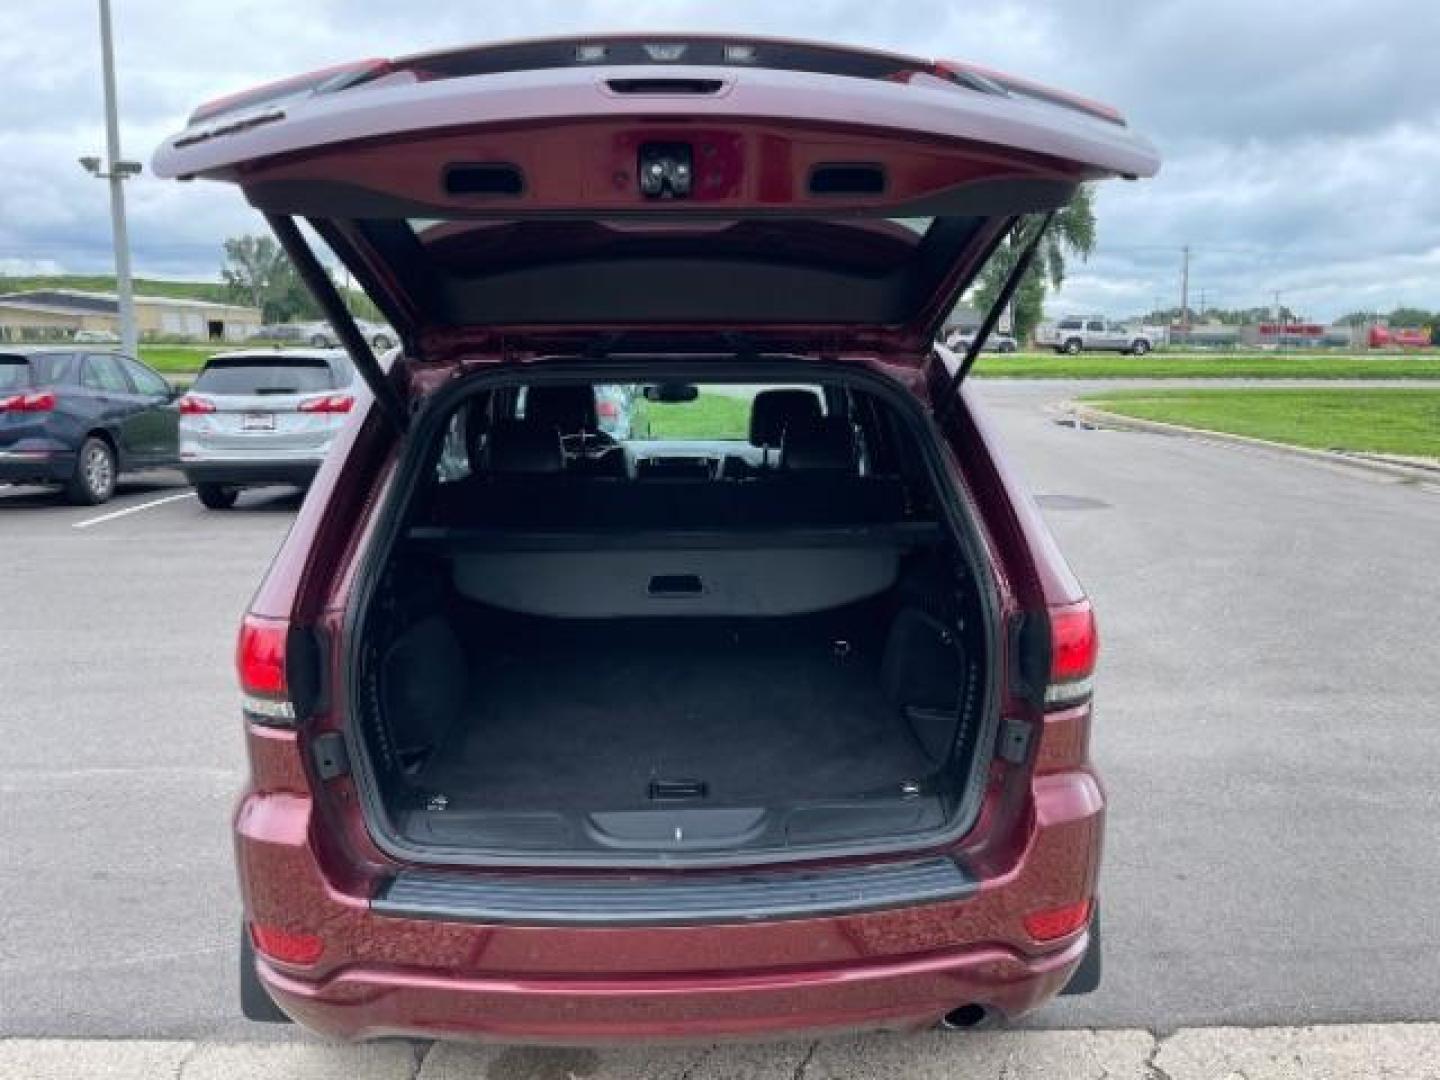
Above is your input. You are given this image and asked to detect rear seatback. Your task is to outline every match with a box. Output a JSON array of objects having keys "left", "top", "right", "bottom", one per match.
[
  {"left": 434, "top": 480, "right": 898, "bottom": 532},
  {"left": 429, "top": 398, "right": 904, "bottom": 529},
  {"left": 423, "top": 405, "right": 921, "bottom": 617},
  {"left": 428, "top": 466, "right": 906, "bottom": 530}
]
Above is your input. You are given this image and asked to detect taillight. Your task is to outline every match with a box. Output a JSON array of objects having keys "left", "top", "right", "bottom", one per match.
[
  {"left": 1, "top": 391, "right": 56, "bottom": 412},
  {"left": 249, "top": 923, "right": 323, "bottom": 965},
  {"left": 1046, "top": 600, "right": 1098, "bottom": 709},
  {"left": 1023, "top": 898, "right": 1092, "bottom": 942},
  {"left": 237, "top": 614, "right": 294, "bottom": 724},
  {"left": 298, "top": 394, "right": 353, "bottom": 414},
  {"left": 177, "top": 394, "right": 216, "bottom": 415}
]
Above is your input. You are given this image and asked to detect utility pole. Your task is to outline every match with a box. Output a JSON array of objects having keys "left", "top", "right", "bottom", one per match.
[
  {"left": 1179, "top": 245, "right": 1191, "bottom": 332},
  {"left": 79, "top": 0, "right": 140, "bottom": 357}
]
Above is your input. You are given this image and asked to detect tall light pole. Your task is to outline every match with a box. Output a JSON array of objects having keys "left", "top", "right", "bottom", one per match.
[
  {"left": 79, "top": 0, "right": 141, "bottom": 357},
  {"left": 1178, "top": 244, "right": 1190, "bottom": 330}
]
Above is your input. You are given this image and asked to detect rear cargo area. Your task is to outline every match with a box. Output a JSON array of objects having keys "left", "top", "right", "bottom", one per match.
[
  {"left": 418, "top": 598, "right": 946, "bottom": 812},
  {"left": 349, "top": 373, "right": 996, "bottom": 863}
]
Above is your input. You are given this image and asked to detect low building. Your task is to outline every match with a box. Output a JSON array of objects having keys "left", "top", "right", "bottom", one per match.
[
  {"left": 1238, "top": 322, "right": 1353, "bottom": 348},
  {"left": 1170, "top": 322, "right": 1240, "bottom": 348},
  {"left": 0, "top": 289, "right": 261, "bottom": 343}
]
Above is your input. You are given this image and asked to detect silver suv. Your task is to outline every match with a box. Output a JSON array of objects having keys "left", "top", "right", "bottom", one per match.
[
  {"left": 177, "top": 349, "right": 353, "bottom": 508},
  {"left": 296, "top": 320, "right": 396, "bottom": 352},
  {"left": 1037, "top": 318, "right": 1153, "bottom": 355}
]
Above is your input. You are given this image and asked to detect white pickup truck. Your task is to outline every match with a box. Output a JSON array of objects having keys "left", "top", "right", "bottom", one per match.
[{"left": 1035, "top": 317, "right": 1154, "bottom": 355}]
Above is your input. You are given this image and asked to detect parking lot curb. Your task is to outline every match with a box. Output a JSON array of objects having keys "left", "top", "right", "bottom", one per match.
[
  {"left": 1068, "top": 403, "right": 1440, "bottom": 485},
  {"left": 6, "top": 1025, "right": 1440, "bottom": 1079}
]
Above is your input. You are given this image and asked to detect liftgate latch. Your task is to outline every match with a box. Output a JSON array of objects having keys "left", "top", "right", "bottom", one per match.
[
  {"left": 638, "top": 143, "right": 694, "bottom": 198},
  {"left": 997, "top": 718, "right": 1034, "bottom": 765},
  {"left": 311, "top": 732, "right": 350, "bottom": 780}
]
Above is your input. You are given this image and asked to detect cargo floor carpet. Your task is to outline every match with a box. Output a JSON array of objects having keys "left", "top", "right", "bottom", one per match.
[{"left": 416, "top": 623, "right": 932, "bottom": 812}]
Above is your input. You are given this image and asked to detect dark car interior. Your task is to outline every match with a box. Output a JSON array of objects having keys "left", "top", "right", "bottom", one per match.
[{"left": 354, "top": 375, "right": 993, "bottom": 862}]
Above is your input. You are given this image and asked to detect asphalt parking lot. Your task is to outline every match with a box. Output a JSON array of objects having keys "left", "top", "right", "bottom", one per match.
[{"left": 2, "top": 380, "right": 1439, "bottom": 1055}]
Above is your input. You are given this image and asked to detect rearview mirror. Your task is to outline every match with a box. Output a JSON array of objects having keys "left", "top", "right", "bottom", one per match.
[{"left": 643, "top": 382, "right": 699, "bottom": 404}]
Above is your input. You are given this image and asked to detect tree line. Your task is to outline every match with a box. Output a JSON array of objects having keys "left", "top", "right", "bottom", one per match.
[
  {"left": 221, "top": 235, "right": 380, "bottom": 324},
  {"left": 1141, "top": 305, "right": 1436, "bottom": 328}
]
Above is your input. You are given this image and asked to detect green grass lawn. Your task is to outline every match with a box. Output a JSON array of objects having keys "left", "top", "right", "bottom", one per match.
[
  {"left": 1083, "top": 388, "right": 1440, "bottom": 458},
  {"left": 972, "top": 352, "right": 1440, "bottom": 379},
  {"left": 630, "top": 392, "right": 752, "bottom": 440},
  {"left": 138, "top": 344, "right": 229, "bottom": 375},
  {"left": 131, "top": 344, "right": 1440, "bottom": 383}
]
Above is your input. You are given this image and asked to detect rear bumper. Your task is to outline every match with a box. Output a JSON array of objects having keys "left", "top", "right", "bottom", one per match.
[
  {"left": 0, "top": 446, "right": 76, "bottom": 484},
  {"left": 234, "top": 731, "right": 1105, "bottom": 1044},
  {"left": 258, "top": 933, "right": 1087, "bottom": 1043},
  {"left": 182, "top": 459, "right": 320, "bottom": 487}
]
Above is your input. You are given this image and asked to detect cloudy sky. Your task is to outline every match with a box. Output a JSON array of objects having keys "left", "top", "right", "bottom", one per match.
[{"left": 2, "top": 0, "right": 1438, "bottom": 321}]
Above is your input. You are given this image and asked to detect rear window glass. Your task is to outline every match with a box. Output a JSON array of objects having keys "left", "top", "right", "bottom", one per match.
[
  {"left": 33, "top": 354, "right": 81, "bottom": 385},
  {"left": 0, "top": 358, "right": 29, "bottom": 390},
  {"left": 408, "top": 217, "right": 936, "bottom": 276},
  {"left": 193, "top": 358, "right": 341, "bottom": 395},
  {"left": 372, "top": 215, "right": 979, "bottom": 328}
]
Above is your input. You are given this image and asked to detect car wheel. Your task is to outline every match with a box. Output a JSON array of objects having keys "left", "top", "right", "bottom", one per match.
[
  {"left": 65, "top": 436, "right": 116, "bottom": 505},
  {"left": 196, "top": 483, "right": 239, "bottom": 510},
  {"left": 372, "top": 333, "right": 393, "bottom": 351},
  {"left": 999, "top": 341, "right": 1017, "bottom": 354},
  {"left": 239, "top": 928, "right": 292, "bottom": 1023},
  {"left": 309, "top": 333, "right": 330, "bottom": 347},
  {"left": 1063, "top": 338, "right": 1083, "bottom": 355},
  {"left": 1130, "top": 339, "right": 1151, "bottom": 356}
]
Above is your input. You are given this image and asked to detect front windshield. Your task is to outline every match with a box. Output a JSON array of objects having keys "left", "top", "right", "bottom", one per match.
[
  {"left": 433, "top": 380, "right": 829, "bottom": 484},
  {"left": 614, "top": 383, "right": 823, "bottom": 442}
]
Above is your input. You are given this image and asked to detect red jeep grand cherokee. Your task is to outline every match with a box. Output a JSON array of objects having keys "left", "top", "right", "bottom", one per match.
[{"left": 154, "top": 35, "right": 1157, "bottom": 1043}]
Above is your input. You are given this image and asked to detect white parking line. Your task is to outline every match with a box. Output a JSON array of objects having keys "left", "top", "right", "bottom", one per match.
[{"left": 72, "top": 491, "right": 195, "bottom": 529}]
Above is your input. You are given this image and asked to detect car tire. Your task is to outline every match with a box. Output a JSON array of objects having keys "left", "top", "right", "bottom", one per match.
[
  {"left": 372, "top": 333, "right": 394, "bottom": 351},
  {"left": 239, "top": 928, "right": 292, "bottom": 1023},
  {"left": 64, "top": 436, "right": 117, "bottom": 505},
  {"left": 1063, "top": 338, "right": 1083, "bottom": 355},
  {"left": 1060, "top": 905, "right": 1102, "bottom": 995},
  {"left": 196, "top": 483, "right": 239, "bottom": 510},
  {"left": 999, "top": 341, "right": 1017, "bottom": 354},
  {"left": 1130, "top": 339, "right": 1151, "bottom": 356}
]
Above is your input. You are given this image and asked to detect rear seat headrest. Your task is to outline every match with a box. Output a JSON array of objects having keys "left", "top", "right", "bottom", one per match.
[
  {"left": 749, "top": 389, "right": 822, "bottom": 448},
  {"left": 525, "top": 385, "right": 598, "bottom": 433},
  {"left": 484, "top": 419, "right": 565, "bottom": 474},
  {"left": 780, "top": 416, "right": 857, "bottom": 473}
]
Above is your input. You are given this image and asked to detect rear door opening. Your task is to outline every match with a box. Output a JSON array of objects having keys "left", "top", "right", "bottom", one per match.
[{"left": 343, "top": 362, "right": 1001, "bottom": 866}]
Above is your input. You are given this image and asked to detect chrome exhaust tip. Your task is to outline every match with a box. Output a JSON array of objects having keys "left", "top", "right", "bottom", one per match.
[{"left": 939, "top": 1003, "right": 992, "bottom": 1030}]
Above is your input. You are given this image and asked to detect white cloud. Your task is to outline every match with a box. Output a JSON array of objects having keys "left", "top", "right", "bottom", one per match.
[
  {"left": 0, "top": 256, "right": 64, "bottom": 276},
  {"left": 2, "top": 0, "right": 1437, "bottom": 320}
]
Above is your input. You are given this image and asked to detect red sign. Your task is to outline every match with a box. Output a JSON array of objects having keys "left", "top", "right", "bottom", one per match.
[
  {"left": 1368, "top": 326, "right": 1431, "bottom": 348},
  {"left": 1258, "top": 323, "right": 1325, "bottom": 336}
]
